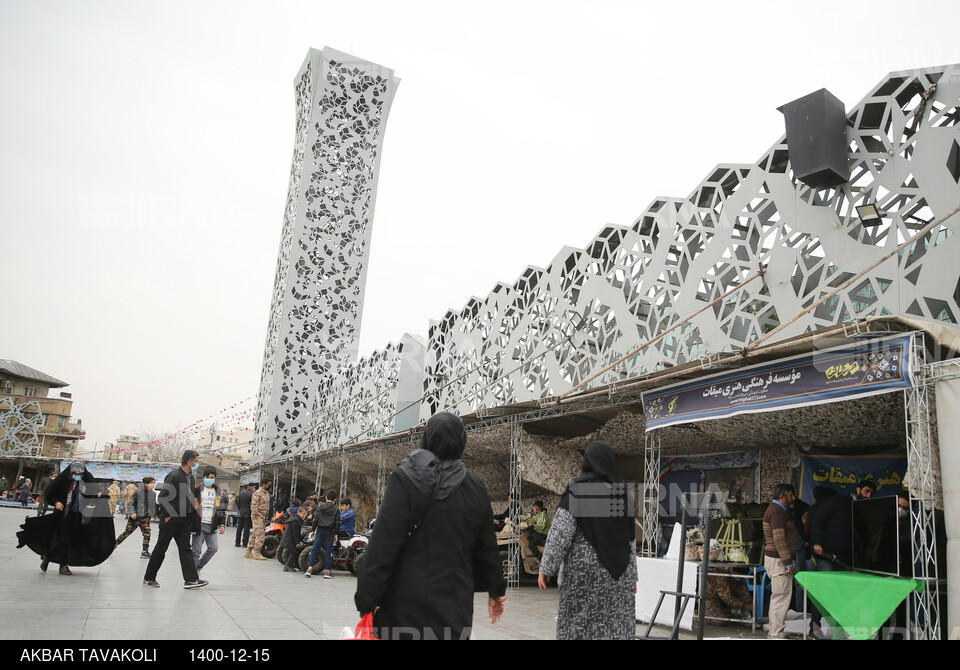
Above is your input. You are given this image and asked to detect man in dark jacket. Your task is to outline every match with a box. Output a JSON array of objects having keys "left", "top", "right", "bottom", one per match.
[
  {"left": 809, "top": 478, "right": 876, "bottom": 639},
  {"left": 305, "top": 490, "right": 340, "bottom": 579},
  {"left": 143, "top": 450, "right": 206, "bottom": 589},
  {"left": 114, "top": 477, "right": 157, "bottom": 557},
  {"left": 235, "top": 483, "right": 254, "bottom": 547},
  {"left": 355, "top": 412, "right": 506, "bottom": 640},
  {"left": 281, "top": 505, "right": 309, "bottom": 572},
  {"left": 811, "top": 479, "right": 876, "bottom": 567}
]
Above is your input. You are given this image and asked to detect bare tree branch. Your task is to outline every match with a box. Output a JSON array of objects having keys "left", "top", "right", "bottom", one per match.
[{"left": 132, "top": 425, "right": 201, "bottom": 463}]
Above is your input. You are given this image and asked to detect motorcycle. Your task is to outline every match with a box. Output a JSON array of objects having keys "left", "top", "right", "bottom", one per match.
[
  {"left": 260, "top": 511, "right": 286, "bottom": 559},
  {"left": 298, "top": 529, "right": 370, "bottom": 574}
]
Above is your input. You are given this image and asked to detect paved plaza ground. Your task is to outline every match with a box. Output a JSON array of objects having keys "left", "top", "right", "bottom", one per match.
[{"left": 0, "top": 507, "right": 758, "bottom": 641}]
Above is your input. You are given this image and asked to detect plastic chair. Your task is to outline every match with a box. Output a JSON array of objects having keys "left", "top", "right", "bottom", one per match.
[{"left": 746, "top": 566, "right": 771, "bottom": 621}]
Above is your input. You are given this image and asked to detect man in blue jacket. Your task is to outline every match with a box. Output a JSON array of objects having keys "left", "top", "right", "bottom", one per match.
[{"left": 340, "top": 498, "right": 356, "bottom": 536}]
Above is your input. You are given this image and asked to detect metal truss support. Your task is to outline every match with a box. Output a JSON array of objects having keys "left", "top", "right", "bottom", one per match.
[
  {"left": 904, "top": 332, "right": 940, "bottom": 639},
  {"left": 507, "top": 420, "right": 523, "bottom": 591},
  {"left": 259, "top": 385, "right": 654, "bottom": 471},
  {"left": 289, "top": 461, "right": 299, "bottom": 500},
  {"left": 376, "top": 447, "right": 386, "bottom": 513},
  {"left": 340, "top": 453, "right": 349, "bottom": 501},
  {"left": 641, "top": 429, "right": 661, "bottom": 557}
]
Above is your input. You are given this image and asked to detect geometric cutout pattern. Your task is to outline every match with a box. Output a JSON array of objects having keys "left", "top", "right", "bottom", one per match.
[
  {"left": 263, "top": 336, "right": 425, "bottom": 461},
  {"left": 252, "top": 48, "right": 400, "bottom": 463},
  {"left": 418, "top": 64, "right": 960, "bottom": 417},
  {"left": 948, "top": 139, "right": 960, "bottom": 183},
  {"left": 0, "top": 397, "right": 44, "bottom": 457},
  {"left": 255, "top": 63, "right": 960, "bottom": 461}
]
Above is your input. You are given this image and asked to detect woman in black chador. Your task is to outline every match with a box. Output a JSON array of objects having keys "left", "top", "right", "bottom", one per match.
[
  {"left": 354, "top": 412, "right": 506, "bottom": 640},
  {"left": 16, "top": 461, "right": 115, "bottom": 575}
]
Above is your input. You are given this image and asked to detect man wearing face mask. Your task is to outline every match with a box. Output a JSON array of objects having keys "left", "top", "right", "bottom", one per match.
[
  {"left": 143, "top": 450, "right": 207, "bottom": 589},
  {"left": 762, "top": 483, "right": 799, "bottom": 639},
  {"left": 191, "top": 467, "right": 229, "bottom": 575},
  {"left": 16, "top": 460, "right": 115, "bottom": 576}
]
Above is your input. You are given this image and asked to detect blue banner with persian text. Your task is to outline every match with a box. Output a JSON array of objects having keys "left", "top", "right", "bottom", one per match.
[
  {"left": 59, "top": 460, "right": 179, "bottom": 482},
  {"left": 642, "top": 334, "right": 914, "bottom": 432},
  {"left": 798, "top": 455, "right": 907, "bottom": 503}
]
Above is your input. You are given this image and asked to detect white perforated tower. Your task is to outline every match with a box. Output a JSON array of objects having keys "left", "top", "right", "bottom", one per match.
[{"left": 252, "top": 48, "right": 399, "bottom": 464}]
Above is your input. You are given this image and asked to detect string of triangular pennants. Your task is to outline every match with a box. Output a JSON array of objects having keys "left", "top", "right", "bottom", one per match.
[{"left": 114, "top": 395, "right": 259, "bottom": 453}]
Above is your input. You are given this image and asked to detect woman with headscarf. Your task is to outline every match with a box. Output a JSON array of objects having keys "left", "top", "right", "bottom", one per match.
[
  {"left": 16, "top": 461, "right": 115, "bottom": 575},
  {"left": 538, "top": 441, "right": 638, "bottom": 640},
  {"left": 355, "top": 412, "right": 506, "bottom": 640}
]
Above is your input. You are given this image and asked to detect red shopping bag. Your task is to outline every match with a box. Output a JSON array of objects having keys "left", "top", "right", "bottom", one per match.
[{"left": 341, "top": 612, "right": 379, "bottom": 640}]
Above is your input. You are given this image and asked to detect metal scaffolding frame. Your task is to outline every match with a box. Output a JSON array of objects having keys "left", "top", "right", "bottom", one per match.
[
  {"left": 239, "top": 321, "right": 953, "bottom": 639},
  {"left": 507, "top": 420, "right": 523, "bottom": 591},
  {"left": 289, "top": 460, "right": 299, "bottom": 500},
  {"left": 904, "top": 334, "right": 945, "bottom": 639},
  {"left": 641, "top": 428, "right": 661, "bottom": 558}
]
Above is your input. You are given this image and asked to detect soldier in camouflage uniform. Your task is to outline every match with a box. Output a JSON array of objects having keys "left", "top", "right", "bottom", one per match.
[
  {"left": 245, "top": 478, "right": 271, "bottom": 560},
  {"left": 36, "top": 471, "right": 56, "bottom": 516},
  {"left": 107, "top": 481, "right": 121, "bottom": 515}
]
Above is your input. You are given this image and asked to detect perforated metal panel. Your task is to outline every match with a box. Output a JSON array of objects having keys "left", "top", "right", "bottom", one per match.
[
  {"left": 420, "top": 65, "right": 960, "bottom": 417},
  {"left": 252, "top": 48, "right": 400, "bottom": 464}
]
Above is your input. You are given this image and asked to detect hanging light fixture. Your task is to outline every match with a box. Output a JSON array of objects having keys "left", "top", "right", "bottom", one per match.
[{"left": 856, "top": 203, "right": 883, "bottom": 227}]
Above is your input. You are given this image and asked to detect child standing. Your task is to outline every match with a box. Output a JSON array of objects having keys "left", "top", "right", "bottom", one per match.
[{"left": 282, "top": 505, "right": 309, "bottom": 572}]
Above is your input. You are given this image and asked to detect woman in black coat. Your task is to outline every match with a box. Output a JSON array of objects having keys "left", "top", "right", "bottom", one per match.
[
  {"left": 354, "top": 412, "right": 506, "bottom": 640},
  {"left": 16, "top": 461, "right": 114, "bottom": 575}
]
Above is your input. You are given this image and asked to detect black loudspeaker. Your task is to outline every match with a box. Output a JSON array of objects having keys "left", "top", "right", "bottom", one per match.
[{"left": 779, "top": 89, "right": 850, "bottom": 189}]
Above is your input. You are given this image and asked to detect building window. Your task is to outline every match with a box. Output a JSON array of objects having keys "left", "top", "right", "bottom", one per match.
[{"left": 24, "top": 386, "right": 39, "bottom": 398}]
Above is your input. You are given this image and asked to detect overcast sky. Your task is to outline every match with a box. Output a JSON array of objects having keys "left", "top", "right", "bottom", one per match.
[{"left": 2, "top": 0, "right": 959, "bottom": 455}]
